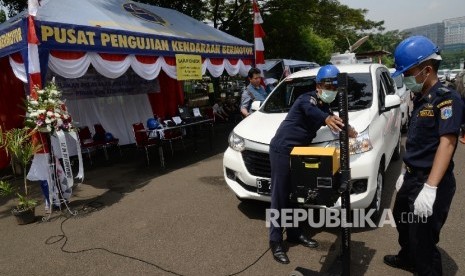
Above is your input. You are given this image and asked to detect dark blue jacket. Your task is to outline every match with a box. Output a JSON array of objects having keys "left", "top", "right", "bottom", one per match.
[
  {"left": 270, "top": 91, "right": 331, "bottom": 154},
  {"left": 404, "top": 82, "right": 463, "bottom": 168}
]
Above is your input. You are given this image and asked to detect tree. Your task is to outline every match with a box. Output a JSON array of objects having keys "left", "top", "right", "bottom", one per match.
[
  {"left": 1, "top": 0, "right": 396, "bottom": 64},
  {"left": 0, "top": 0, "right": 26, "bottom": 17},
  {"left": 257, "top": 0, "right": 385, "bottom": 62},
  {"left": 441, "top": 48, "right": 465, "bottom": 69},
  {"left": 133, "top": 0, "right": 206, "bottom": 21},
  {"left": 299, "top": 27, "right": 335, "bottom": 64},
  {"left": 0, "top": 9, "right": 6, "bottom": 23}
]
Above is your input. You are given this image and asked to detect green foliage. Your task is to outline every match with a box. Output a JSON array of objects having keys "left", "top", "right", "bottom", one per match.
[
  {"left": 441, "top": 48, "right": 465, "bottom": 69},
  {"left": 0, "top": 180, "right": 14, "bottom": 196},
  {"left": 1, "top": 0, "right": 402, "bottom": 65},
  {"left": 16, "top": 193, "right": 37, "bottom": 210},
  {"left": 0, "top": 9, "right": 6, "bottom": 23},
  {"left": 299, "top": 27, "right": 335, "bottom": 65},
  {"left": 0, "top": 127, "right": 41, "bottom": 210},
  {"left": 0, "top": 180, "right": 38, "bottom": 210},
  {"left": 133, "top": 0, "right": 206, "bottom": 21},
  {"left": 1, "top": 128, "right": 41, "bottom": 166},
  {"left": 0, "top": 0, "right": 26, "bottom": 17}
]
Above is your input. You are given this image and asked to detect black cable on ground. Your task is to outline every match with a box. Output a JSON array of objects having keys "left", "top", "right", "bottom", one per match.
[{"left": 44, "top": 201, "right": 270, "bottom": 276}]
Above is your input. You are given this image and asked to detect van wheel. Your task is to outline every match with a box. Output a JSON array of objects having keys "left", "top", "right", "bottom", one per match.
[{"left": 368, "top": 164, "right": 384, "bottom": 225}]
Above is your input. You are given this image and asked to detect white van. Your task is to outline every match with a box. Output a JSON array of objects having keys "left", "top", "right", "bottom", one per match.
[
  {"left": 223, "top": 64, "right": 401, "bottom": 216},
  {"left": 389, "top": 69, "right": 412, "bottom": 132}
]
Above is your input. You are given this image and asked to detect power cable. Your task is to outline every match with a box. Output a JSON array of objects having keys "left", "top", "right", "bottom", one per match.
[{"left": 45, "top": 201, "right": 270, "bottom": 276}]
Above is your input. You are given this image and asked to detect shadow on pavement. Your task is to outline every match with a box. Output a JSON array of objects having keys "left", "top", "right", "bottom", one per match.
[
  {"left": 289, "top": 239, "right": 375, "bottom": 276},
  {"left": 0, "top": 122, "right": 236, "bottom": 220},
  {"left": 440, "top": 247, "right": 458, "bottom": 275}
]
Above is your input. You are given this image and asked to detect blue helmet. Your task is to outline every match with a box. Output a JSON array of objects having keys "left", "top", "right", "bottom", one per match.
[
  {"left": 105, "top": 132, "right": 114, "bottom": 141},
  {"left": 392, "top": 35, "right": 441, "bottom": 77},
  {"left": 316, "top": 65, "right": 340, "bottom": 85},
  {"left": 147, "top": 118, "right": 159, "bottom": 130}
]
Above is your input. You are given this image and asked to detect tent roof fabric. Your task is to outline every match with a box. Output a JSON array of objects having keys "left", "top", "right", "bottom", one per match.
[
  {"left": 0, "top": 0, "right": 253, "bottom": 59},
  {"left": 35, "top": 0, "right": 250, "bottom": 45}
]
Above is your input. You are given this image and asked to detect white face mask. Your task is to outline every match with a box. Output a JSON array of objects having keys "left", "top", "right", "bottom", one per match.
[
  {"left": 404, "top": 67, "right": 429, "bottom": 93},
  {"left": 320, "top": 89, "right": 337, "bottom": 103}
]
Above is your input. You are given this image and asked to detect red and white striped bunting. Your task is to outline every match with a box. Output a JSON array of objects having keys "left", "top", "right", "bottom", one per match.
[
  {"left": 27, "top": 0, "right": 42, "bottom": 97},
  {"left": 252, "top": 0, "right": 266, "bottom": 74}
]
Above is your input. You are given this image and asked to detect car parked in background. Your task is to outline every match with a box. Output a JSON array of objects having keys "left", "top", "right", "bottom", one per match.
[
  {"left": 447, "top": 69, "right": 462, "bottom": 82},
  {"left": 389, "top": 68, "right": 412, "bottom": 132},
  {"left": 223, "top": 64, "right": 401, "bottom": 218},
  {"left": 438, "top": 69, "right": 450, "bottom": 84}
]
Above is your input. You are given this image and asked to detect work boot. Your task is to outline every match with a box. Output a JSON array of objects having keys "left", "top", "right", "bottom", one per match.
[
  {"left": 270, "top": 241, "right": 289, "bottom": 264},
  {"left": 383, "top": 255, "right": 416, "bottom": 273},
  {"left": 287, "top": 234, "right": 319, "bottom": 248}
]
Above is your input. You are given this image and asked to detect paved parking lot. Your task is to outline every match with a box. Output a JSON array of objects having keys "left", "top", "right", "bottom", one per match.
[{"left": 0, "top": 126, "right": 463, "bottom": 275}]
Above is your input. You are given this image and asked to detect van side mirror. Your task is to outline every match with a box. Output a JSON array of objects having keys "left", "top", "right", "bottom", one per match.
[{"left": 382, "top": 94, "right": 401, "bottom": 113}]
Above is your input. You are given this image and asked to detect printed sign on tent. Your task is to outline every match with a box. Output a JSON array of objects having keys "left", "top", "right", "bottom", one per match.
[
  {"left": 175, "top": 54, "right": 202, "bottom": 80},
  {"left": 50, "top": 67, "right": 160, "bottom": 99}
]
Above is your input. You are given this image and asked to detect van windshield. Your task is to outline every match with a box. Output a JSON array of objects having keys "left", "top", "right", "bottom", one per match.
[{"left": 262, "top": 73, "right": 373, "bottom": 113}]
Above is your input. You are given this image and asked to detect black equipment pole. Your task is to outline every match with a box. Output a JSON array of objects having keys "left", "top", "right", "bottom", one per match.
[{"left": 337, "top": 73, "right": 351, "bottom": 276}]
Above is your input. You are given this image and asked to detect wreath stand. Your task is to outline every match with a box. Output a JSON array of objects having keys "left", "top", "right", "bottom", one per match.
[{"left": 42, "top": 133, "right": 77, "bottom": 222}]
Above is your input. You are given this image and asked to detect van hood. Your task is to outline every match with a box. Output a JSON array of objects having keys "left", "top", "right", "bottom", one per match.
[{"left": 233, "top": 109, "right": 372, "bottom": 145}]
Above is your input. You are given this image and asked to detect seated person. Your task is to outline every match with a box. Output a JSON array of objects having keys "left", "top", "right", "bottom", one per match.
[
  {"left": 212, "top": 99, "right": 229, "bottom": 122},
  {"left": 178, "top": 99, "right": 194, "bottom": 123},
  {"left": 223, "top": 95, "right": 242, "bottom": 123}
]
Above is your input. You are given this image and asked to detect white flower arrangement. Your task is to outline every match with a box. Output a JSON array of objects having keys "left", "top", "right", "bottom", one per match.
[{"left": 25, "top": 81, "right": 74, "bottom": 133}]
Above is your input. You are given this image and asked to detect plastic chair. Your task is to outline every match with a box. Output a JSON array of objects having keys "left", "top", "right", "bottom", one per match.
[
  {"left": 77, "top": 126, "right": 102, "bottom": 165},
  {"left": 204, "top": 107, "right": 215, "bottom": 123},
  {"left": 132, "top": 123, "right": 160, "bottom": 165},
  {"left": 159, "top": 127, "right": 185, "bottom": 156},
  {"left": 93, "top": 123, "right": 121, "bottom": 159}
]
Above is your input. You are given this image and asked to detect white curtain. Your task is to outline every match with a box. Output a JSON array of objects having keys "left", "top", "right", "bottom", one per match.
[
  {"left": 9, "top": 52, "right": 252, "bottom": 82},
  {"left": 9, "top": 56, "right": 28, "bottom": 82},
  {"left": 48, "top": 53, "right": 91, "bottom": 78},
  {"left": 65, "top": 94, "right": 153, "bottom": 145},
  {"left": 8, "top": 51, "right": 252, "bottom": 146}
]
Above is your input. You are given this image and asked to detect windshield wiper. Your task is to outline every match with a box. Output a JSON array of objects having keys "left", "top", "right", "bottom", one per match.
[
  {"left": 266, "top": 107, "right": 290, "bottom": 113},
  {"left": 348, "top": 104, "right": 368, "bottom": 110}
]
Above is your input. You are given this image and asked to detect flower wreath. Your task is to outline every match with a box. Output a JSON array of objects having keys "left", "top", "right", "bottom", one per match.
[{"left": 25, "top": 81, "right": 74, "bottom": 133}]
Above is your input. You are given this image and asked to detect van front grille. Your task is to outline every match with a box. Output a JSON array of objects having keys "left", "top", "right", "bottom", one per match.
[{"left": 241, "top": 150, "right": 271, "bottom": 178}]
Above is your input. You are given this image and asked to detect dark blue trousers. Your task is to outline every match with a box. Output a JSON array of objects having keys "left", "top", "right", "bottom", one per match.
[
  {"left": 393, "top": 169, "right": 455, "bottom": 276},
  {"left": 269, "top": 149, "right": 301, "bottom": 242}
]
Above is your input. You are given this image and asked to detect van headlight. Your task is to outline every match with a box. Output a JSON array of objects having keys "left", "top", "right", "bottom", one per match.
[
  {"left": 228, "top": 131, "right": 245, "bottom": 152},
  {"left": 326, "top": 128, "right": 373, "bottom": 155}
]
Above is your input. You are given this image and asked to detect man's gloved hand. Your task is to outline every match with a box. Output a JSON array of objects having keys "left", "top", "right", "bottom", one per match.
[
  {"left": 395, "top": 174, "right": 404, "bottom": 192},
  {"left": 413, "top": 183, "right": 437, "bottom": 218}
]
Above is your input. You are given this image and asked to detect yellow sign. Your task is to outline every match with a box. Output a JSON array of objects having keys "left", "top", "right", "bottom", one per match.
[
  {"left": 0, "top": 28, "right": 22, "bottom": 50},
  {"left": 175, "top": 54, "right": 202, "bottom": 80}
]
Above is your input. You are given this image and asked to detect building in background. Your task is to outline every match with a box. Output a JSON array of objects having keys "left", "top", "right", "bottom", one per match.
[
  {"left": 404, "top": 23, "right": 445, "bottom": 50},
  {"left": 444, "top": 16, "right": 465, "bottom": 51},
  {"left": 403, "top": 16, "right": 465, "bottom": 52}
]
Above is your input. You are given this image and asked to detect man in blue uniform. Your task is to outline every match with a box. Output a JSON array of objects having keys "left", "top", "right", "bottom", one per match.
[
  {"left": 384, "top": 36, "right": 463, "bottom": 275},
  {"left": 268, "top": 65, "right": 357, "bottom": 264},
  {"left": 240, "top": 68, "right": 268, "bottom": 118}
]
